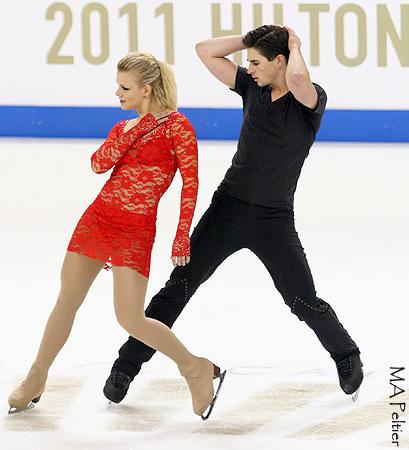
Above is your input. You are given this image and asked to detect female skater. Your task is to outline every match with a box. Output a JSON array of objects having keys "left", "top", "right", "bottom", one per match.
[{"left": 8, "top": 52, "right": 223, "bottom": 418}]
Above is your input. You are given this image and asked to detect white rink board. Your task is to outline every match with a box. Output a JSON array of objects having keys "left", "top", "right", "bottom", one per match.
[{"left": 0, "top": 0, "right": 408, "bottom": 109}]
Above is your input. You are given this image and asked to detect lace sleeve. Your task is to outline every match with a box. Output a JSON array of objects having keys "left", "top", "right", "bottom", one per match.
[
  {"left": 91, "top": 114, "right": 160, "bottom": 174},
  {"left": 170, "top": 115, "right": 199, "bottom": 257}
]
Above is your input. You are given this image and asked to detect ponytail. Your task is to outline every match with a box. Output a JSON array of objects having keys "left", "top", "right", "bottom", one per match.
[{"left": 156, "top": 60, "right": 177, "bottom": 111}]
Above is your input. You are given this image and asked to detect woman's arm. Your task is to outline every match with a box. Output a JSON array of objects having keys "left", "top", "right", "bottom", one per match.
[
  {"left": 169, "top": 115, "right": 199, "bottom": 265},
  {"left": 91, "top": 114, "right": 161, "bottom": 174}
]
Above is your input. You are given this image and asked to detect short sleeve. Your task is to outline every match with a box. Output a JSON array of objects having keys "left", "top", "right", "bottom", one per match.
[
  {"left": 230, "top": 66, "right": 252, "bottom": 98},
  {"left": 301, "top": 83, "right": 327, "bottom": 136}
]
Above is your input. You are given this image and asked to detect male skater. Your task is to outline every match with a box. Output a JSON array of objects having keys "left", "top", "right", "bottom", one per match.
[{"left": 104, "top": 25, "right": 363, "bottom": 404}]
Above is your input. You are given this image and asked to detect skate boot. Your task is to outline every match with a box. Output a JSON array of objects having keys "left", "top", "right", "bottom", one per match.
[
  {"left": 8, "top": 364, "right": 48, "bottom": 414},
  {"left": 180, "top": 357, "right": 226, "bottom": 420},
  {"left": 103, "top": 369, "right": 133, "bottom": 403},
  {"left": 336, "top": 351, "right": 363, "bottom": 400}
]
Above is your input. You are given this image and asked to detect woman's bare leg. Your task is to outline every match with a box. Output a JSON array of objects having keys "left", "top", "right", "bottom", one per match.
[
  {"left": 8, "top": 252, "right": 105, "bottom": 409},
  {"left": 112, "top": 266, "right": 216, "bottom": 416}
]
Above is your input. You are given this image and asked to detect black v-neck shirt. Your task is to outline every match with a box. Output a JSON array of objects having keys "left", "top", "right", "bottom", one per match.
[{"left": 218, "top": 66, "right": 327, "bottom": 209}]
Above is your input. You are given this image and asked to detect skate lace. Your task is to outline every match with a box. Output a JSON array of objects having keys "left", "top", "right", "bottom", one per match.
[
  {"left": 336, "top": 357, "right": 352, "bottom": 380},
  {"left": 112, "top": 371, "right": 131, "bottom": 388}
]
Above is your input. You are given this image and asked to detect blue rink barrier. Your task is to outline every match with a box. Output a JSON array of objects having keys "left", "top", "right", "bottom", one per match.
[{"left": 0, "top": 105, "right": 408, "bottom": 142}]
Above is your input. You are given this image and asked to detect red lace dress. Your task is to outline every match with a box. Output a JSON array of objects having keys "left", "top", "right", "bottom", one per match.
[{"left": 67, "top": 112, "right": 198, "bottom": 278}]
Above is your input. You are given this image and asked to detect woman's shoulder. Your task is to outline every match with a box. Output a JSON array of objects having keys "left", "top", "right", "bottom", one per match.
[
  {"left": 168, "top": 111, "right": 185, "bottom": 121},
  {"left": 108, "top": 120, "right": 127, "bottom": 131},
  {"left": 116, "top": 120, "right": 128, "bottom": 129},
  {"left": 167, "top": 111, "right": 195, "bottom": 130},
  {"left": 109, "top": 119, "right": 128, "bottom": 135}
]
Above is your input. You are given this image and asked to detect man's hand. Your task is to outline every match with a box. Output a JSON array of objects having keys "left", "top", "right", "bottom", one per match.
[{"left": 283, "top": 26, "right": 301, "bottom": 51}]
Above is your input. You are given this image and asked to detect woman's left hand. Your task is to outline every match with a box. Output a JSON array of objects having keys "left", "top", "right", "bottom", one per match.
[{"left": 171, "top": 256, "right": 191, "bottom": 267}]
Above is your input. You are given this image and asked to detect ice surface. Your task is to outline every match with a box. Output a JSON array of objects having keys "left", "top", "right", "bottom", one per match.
[{"left": 1, "top": 139, "right": 408, "bottom": 449}]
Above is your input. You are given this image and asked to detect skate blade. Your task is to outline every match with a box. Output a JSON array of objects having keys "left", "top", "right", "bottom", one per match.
[
  {"left": 351, "top": 387, "right": 360, "bottom": 402},
  {"left": 106, "top": 401, "right": 112, "bottom": 409},
  {"left": 201, "top": 370, "right": 226, "bottom": 421},
  {"left": 8, "top": 402, "right": 35, "bottom": 415}
]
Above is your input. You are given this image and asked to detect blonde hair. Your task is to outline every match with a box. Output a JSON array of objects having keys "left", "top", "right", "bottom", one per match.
[{"left": 117, "top": 52, "right": 177, "bottom": 111}]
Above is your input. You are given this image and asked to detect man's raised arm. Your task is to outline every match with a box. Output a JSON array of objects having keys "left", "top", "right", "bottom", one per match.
[
  {"left": 195, "top": 35, "right": 245, "bottom": 89},
  {"left": 284, "top": 26, "right": 318, "bottom": 109}
]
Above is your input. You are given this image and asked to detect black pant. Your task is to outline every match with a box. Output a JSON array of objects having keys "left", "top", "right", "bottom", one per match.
[{"left": 113, "top": 190, "right": 359, "bottom": 378}]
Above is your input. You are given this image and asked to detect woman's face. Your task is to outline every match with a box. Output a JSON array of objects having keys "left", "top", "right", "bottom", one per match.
[{"left": 115, "top": 71, "right": 145, "bottom": 110}]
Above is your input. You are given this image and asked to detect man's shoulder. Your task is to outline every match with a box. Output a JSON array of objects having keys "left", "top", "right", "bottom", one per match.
[
  {"left": 233, "top": 66, "right": 255, "bottom": 93},
  {"left": 311, "top": 83, "right": 327, "bottom": 103},
  {"left": 310, "top": 83, "right": 327, "bottom": 112}
]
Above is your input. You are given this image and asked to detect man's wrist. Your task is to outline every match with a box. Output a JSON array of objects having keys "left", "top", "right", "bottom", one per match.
[{"left": 289, "top": 44, "right": 301, "bottom": 52}]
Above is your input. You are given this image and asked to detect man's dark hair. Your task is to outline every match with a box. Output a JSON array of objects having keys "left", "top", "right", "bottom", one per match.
[{"left": 242, "top": 25, "right": 289, "bottom": 63}]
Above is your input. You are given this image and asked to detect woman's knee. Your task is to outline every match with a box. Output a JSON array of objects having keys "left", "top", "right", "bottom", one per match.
[
  {"left": 115, "top": 304, "right": 146, "bottom": 333},
  {"left": 54, "top": 288, "right": 84, "bottom": 316}
]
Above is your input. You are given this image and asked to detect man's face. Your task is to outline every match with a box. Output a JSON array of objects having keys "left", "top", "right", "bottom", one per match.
[{"left": 246, "top": 48, "right": 280, "bottom": 86}]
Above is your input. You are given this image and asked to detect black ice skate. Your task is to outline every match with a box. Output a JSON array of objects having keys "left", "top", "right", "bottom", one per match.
[
  {"left": 103, "top": 370, "right": 132, "bottom": 404},
  {"left": 336, "top": 351, "right": 363, "bottom": 401},
  {"left": 201, "top": 369, "right": 227, "bottom": 421}
]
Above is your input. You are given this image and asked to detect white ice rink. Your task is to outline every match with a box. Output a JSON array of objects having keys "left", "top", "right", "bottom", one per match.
[{"left": 1, "top": 138, "right": 408, "bottom": 450}]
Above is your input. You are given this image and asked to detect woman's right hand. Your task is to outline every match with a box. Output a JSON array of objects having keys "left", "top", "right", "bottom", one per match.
[{"left": 151, "top": 110, "right": 172, "bottom": 125}]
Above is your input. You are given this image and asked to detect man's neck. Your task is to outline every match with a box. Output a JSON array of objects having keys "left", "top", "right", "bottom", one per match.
[{"left": 270, "top": 83, "right": 289, "bottom": 102}]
